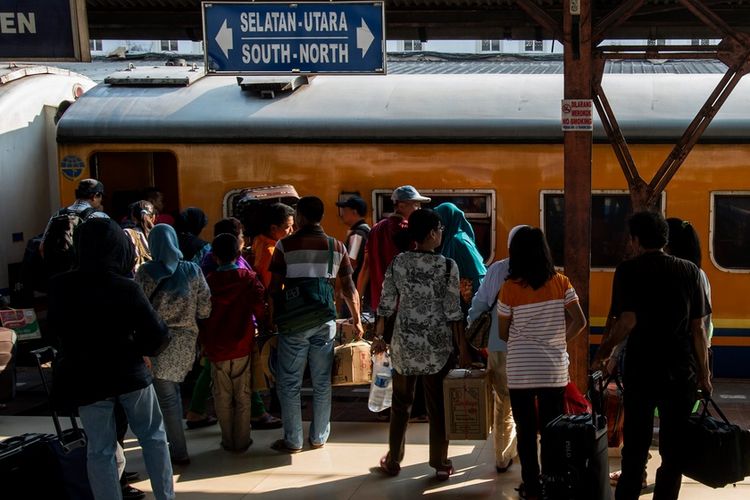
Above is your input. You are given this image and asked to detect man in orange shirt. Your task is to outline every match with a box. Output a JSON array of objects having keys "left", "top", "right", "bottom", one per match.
[{"left": 252, "top": 203, "right": 295, "bottom": 288}]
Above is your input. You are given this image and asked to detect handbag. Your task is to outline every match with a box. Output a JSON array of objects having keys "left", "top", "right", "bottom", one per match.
[
  {"left": 604, "top": 375, "right": 625, "bottom": 448},
  {"left": 274, "top": 237, "right": 337, "bottom": 335},
  {"left": 681, "top": 396, "right": 750, "bottom": 488},
  {"left": 465, "top": 288, "right": 500, "bottom": 350}
]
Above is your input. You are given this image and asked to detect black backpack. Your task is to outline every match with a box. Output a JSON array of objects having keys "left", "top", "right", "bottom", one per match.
[{"left": 42, "top": 207, "right": 97, "bottom": 277}]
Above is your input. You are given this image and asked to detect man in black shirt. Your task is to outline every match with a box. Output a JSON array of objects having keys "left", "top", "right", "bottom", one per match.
[
  {"left": 337, "top": 196, "right": 371, "bottom": 314},
  {"left": 592, "top": 211, "right": 711, "bottom": 500}
]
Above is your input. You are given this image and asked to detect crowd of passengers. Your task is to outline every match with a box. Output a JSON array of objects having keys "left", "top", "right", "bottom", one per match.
[{"left": 40, "top": 179, "right": 712, "bottom": 500}]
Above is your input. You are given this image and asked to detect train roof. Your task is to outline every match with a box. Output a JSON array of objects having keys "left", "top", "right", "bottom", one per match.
[{"left": 56, "top": 63, "right": 750, "bottom": 144}]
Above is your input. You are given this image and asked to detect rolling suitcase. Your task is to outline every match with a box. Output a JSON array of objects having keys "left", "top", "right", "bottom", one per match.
[
  {"left": 540, "top": 372, "right": 612, "bottom": 500},
  {"left": 0, "top": 346, "right": 93, "bottom": 500}
]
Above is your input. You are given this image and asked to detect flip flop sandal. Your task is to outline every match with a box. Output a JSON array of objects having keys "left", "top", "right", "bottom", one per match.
[
  {"left": 379, "top": 455, "right": 401, "bottom": 476},
  {"left": 435, "top": 465, "right": 454, "bottom": 481}
]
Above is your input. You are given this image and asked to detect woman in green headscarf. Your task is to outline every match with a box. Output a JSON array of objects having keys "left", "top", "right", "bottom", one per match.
[{"left": 434, "top": 203, "right": 487, "bottom": 311}]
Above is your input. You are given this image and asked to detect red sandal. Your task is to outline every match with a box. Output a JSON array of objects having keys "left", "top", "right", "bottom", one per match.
[{"left": 379, "top": 455, "right": 401, "bottom": 476}]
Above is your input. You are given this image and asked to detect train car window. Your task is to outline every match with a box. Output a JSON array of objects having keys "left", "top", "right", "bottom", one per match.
[
  {"left": 711, "top": 193, "right": 750, "bottom": 271},
  {"left": 541, "top": 191, "right": 665, "bottom": 270},
  {"left": 372, "top": 189, "right": 496, "bottom": 263}
]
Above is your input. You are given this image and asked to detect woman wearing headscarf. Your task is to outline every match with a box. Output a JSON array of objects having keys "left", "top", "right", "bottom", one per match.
[
  {"left": 434, "top": 203, "right": 487, "bottom": 311},
  {"left": 124, "top": 200, "right": 156, "bottom": 272},
  {"left": 48, "top": 218, "right": 174, "bottom": 500},
  {"left": 177, "top": 207, "right": 211, "bottom": 264},
  {"left": 135, "top": 224, "right": 211, "bottom": 466}
]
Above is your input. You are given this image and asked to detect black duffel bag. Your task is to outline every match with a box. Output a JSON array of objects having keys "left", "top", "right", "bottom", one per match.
[{"left": 681, "top": 396, "right": 750, "bottom": 488}]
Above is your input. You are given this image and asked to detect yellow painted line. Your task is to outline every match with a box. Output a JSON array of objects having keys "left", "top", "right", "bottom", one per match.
[
  {"left": 713, "top": 319, "right": 750, "bottom": 329},
  {"left": 590, "top": 317, "right": 607, "bottom": 328}
]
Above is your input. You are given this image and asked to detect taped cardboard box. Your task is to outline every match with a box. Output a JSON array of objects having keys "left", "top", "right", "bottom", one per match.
[
  {"left": 443, "top": 368, "right": 492, "bottom": 440},
  {"left": 332, "top": 341, "right": 371, "bottom": 386},
  {"left": 336, "top": 319, "right": 359, "bottom": 344}
]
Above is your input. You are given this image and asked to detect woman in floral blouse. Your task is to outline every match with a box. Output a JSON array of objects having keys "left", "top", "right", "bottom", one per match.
[
  {"left": 135, "top": 224, "right": 211, "bottom": 465},
  {"left": 373, "top": 209, "right": 471, "bottom": 481}
]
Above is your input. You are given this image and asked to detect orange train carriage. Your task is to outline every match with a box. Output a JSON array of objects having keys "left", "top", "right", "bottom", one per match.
[{"left": 55, "top": 66, "right": 750, "bottom": 377}]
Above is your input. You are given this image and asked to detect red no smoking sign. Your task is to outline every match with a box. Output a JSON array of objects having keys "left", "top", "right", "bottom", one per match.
[{"left": 561, "top": 99, "right": 593, "bottom": 131}]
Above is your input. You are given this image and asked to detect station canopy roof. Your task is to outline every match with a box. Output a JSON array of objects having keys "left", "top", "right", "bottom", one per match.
[{"left": 85, "top": 0, "right": 750, "bottom": 41}]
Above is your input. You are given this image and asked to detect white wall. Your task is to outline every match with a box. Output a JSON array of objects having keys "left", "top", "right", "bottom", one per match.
[{"left": 0, "top": 70, "right": 96, "bottom": 292}]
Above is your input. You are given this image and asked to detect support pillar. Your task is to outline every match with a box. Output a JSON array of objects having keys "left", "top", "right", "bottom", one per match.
[{"left": 563, "top": 0, "right": 592, "bottom": 391}]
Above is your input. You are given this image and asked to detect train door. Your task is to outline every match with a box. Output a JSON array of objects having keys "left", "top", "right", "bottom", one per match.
[{"left": 89, "top": 152, "right": 179, "bottom": 222}]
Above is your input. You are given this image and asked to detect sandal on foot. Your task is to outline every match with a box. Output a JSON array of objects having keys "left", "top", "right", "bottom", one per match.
[
  {"left": 186, "top": 416, "right": 218, "bottom": 430},
  {"left": 435, "top": 465, "right": 454, "bottom": 481},
  {"left": 609, "top": 470, "right": 647, "bottom": 489},
  {"left": 515, "top": 483, "right": 540, "bottom": 500},
  {"left": 270, "top": 439, "right": 302, "bottom": 454},
  {"left": 379, "top": 455, "right": 400, "bottom": 476},
  {"left": 496, "top": 458, "right": 513, "bottom": 473}
]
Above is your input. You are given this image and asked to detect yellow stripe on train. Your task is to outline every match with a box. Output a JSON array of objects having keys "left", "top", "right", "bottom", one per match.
[{"left": 589, "top": 333, "right": 750, "bottom": 347}]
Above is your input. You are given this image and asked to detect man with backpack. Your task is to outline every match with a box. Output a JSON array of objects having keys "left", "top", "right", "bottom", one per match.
[
  {"left": 41, "top": 178, "right": 109, "bottom": 277},
  {"left": 268, "top": 196, "right": 363, "bottom": 453}
]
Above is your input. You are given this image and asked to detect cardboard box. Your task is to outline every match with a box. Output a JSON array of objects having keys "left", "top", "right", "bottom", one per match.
[
  {"left": 335, "top": 319, "right": 359, "bottom": 344},
  {"left": 332, "top": 341, "right": 372, "bottom": 386},
  {"left": 443, "top": 369, "right": 492, "bottom": 440}
]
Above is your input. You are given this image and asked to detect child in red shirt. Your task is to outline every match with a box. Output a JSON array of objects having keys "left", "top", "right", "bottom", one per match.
[{"left": 200, "top": 233, "right": 266, "bottom": 452}]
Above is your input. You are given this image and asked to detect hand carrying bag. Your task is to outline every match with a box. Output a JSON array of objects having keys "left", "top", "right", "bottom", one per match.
[{"left": 681, "top": 396, "right": 750, "bottom": 488}]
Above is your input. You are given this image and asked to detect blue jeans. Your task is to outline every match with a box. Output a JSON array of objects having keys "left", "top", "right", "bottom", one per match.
[
  {"left": 277, "top": 320, "right": 336, "bottom": 449},
  {"left": 152, "top": 378, "right": 189, "bottom": 460},
  {"left": 78, "top": 385, "right": 174, "bottom": 500}
]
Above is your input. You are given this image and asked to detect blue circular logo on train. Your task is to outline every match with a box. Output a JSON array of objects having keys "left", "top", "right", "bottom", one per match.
[{"left": 60, "top": 155, "right": 85, "bottom": 181}]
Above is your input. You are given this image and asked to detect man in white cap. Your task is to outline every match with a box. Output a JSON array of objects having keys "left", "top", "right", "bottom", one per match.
[
  {"left": 357, "top": 185, "right": 430, "bottom": 312},
  {"left": 467, "top": 225, "right": 528, "bottom": 474}
]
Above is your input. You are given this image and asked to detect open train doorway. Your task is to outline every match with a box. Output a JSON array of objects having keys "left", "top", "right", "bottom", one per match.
[{"left": 89, "top": 152, "right": 179, "bottom": 223}]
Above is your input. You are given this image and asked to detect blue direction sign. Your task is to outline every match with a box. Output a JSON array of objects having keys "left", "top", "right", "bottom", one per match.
[
  {"left": 203, "top": 1, "right": 385, "bottom": 74},
  {"left": 0, "top": 0, "right": 89, "bottom": 61}
]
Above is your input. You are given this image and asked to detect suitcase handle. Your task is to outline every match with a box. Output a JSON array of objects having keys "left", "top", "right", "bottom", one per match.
[
  {"left": 30, "top": 346, "right": 84, "bottom": 445},
  {"left": 588, "top": 371, "right": 606, "bottom": 425}
]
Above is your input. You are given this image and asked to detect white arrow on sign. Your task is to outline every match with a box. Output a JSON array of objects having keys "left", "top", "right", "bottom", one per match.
[
  {"left": 215, "top": 19, "right": 233, "bottom": 59},
  {"left": 356, "top": 19, "right": 374, "bottom": 58}
]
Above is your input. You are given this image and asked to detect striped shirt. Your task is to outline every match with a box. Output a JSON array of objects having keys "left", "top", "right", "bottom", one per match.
[
  {"left": 270, "top": 225, "right": 352, "bottom": 280},
  {"left": 498, "top": 273, "right": 579, "bottom": 389}
]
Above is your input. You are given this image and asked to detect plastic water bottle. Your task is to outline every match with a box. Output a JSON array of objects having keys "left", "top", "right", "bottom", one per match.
[{"left": 368, "top": 351, "right": 393, "bottom": 412}]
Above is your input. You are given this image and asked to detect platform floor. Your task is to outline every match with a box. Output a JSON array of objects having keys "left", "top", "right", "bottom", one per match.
[{"left": 2, "top": 415, "right": 748, "bottom": 499}]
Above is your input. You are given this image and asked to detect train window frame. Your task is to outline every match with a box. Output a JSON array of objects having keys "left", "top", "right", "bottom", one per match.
[
  {"left": 371, "top": 188, "right": 496, "bottom": 264},
  {"left": 539, "top": 189, "right": 667, "bottom": 272},
  {"left": 709, "top": 191, "right": 750, "bottom": 273}
]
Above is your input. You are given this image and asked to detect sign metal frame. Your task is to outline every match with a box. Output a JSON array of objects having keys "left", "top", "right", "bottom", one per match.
[
  {"left": 202, "top": 1, "right": 386, "bottom": 75},
  {"left": 0, "top": 0, "right": 91, "bottom": 62}
]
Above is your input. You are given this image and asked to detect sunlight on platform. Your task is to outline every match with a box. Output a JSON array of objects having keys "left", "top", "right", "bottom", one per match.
[{"left": 2, "top": 416, "right": 748, "bottom": 499}]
